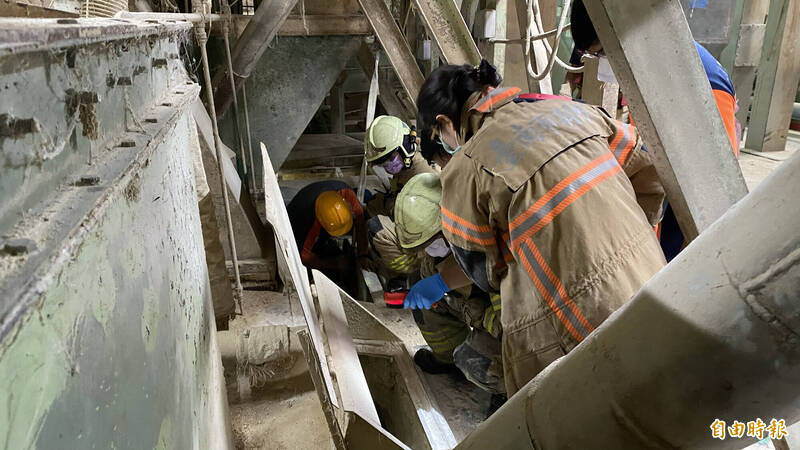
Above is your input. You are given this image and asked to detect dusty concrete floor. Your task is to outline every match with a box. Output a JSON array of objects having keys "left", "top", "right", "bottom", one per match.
[
  {"left": 225, "top": 291, "right": 333, "bottom": 450},
  {"left": 738, "top": 130, "right": 799, "bottom": 190},
  {"left": 224, "top": 289, "right": 491, "bottom": 446},
  {"left": 228, "top": 373, "right": 334, "bottom": 450},
  {"left": 359, "top": 301, "right": 493, "bottom": 441}
]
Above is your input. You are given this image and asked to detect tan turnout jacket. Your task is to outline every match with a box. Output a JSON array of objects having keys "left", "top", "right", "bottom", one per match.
[{"left": 440, "top": 88, "right": 666, "bottom": 395}]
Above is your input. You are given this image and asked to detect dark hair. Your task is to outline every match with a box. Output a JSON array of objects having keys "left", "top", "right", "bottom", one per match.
[
  {"left": 419, "top": 131, "right": 444, "bottom": 163},
  {"left": 570, "top": 0, "right": 598, "bottom": 52},
  {"left": 417, "top": 59, "right": 501, "bottom": 140}
]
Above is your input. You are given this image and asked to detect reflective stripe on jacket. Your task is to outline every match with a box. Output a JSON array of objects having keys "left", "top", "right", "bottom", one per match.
[{"left": 441, "top": 89, "right": 666, "bottom": 395}]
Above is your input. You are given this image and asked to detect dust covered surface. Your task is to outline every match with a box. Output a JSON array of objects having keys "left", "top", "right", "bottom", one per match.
[
  {"left": 228, "top": 374, "right": 334, "bottom": 450},
  {"left": 359, "top": 301, "right": 492, "bottom": 441}
]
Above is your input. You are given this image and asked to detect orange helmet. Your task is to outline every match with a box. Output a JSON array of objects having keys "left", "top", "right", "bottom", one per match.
[{"left": 315, "top": 191, "right": 353, "bottom": 236}]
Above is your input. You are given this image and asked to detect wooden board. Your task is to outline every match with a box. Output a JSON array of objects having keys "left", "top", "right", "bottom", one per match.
[
  {"left": 313, "top": 269, "right": 382, "bottom": 424},
  {"left": 297, "top": 330, "right": 347, "bottom": 450},
  {"left": 259, "top": 143, "right": 339, "bottom": 408},
  {"left": 281, "top": 134, "right": 364, "bottom": 171}
]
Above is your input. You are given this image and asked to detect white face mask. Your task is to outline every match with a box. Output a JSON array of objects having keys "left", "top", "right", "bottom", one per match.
[{"left": 424, "top": 238, "right": 451, "bottom": 258}]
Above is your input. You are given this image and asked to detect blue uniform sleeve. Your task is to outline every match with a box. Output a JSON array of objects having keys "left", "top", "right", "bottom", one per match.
[{"left": 694, "top": 41, "right": 735, "bottom": 96}]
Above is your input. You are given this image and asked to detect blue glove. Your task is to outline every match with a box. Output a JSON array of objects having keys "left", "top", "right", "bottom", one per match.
[{"left": 404, "top": 273, "right": 449, "bottom": 310}]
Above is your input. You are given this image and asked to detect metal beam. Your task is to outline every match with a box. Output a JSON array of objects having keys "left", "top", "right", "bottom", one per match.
[
  {"left": 212, "top": 0, "right": 299, "bottom": 118},
  {"left": 583, "top": 0, "right": 748, "bottom": 241},
  {"left": 413, "top": 0, "right": 481, "bottom": 65},
  {"left": 729, "top": 0, "right": 770, "bottom": 128},
  {"left": 330, "top": 77, "right": 346, "bottom": 135},
  {"left": 458, "top": 150, "right": 800, "bottom": 450},
  {"left": 460, "top": 0, "right": 478, "bottom": 32},
  {"left": 213, "top": 14, "right": 372, "bottom": 38},
  {"left": 357, "top": 43, "right": 417, "bottom": 122},
  {"left": 745, "top": 0, "right": 800, "bottom": 152},
  {"left": 358, "top": 0, "right": 424, "bottom": 104}
]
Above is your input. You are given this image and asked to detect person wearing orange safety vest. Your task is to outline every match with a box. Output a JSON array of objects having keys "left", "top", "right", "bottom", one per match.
[
  {"left": 416, "top": 60, "right": 666, "bottom": 396},
  {"left": 286, "top": 180, "right": 372, "bottom": 296}
]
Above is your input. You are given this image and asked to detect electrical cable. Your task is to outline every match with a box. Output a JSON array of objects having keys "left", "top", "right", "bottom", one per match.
[{"left": 524, "top": 0, "right": 584, "bottom": 80}]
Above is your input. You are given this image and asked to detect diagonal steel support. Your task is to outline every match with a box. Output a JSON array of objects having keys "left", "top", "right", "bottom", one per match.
[
  {"left": 358, "top": 0, "right": 425, "bottom": 104},
  {"left": 413, "top": 0, "right": 481, "bottom": 65},
  {"left": 212, "top": 0, "right": 299, "bottom": 118},
  {"left": 583, "top": 0, "right": 748, "bottom": 241}
]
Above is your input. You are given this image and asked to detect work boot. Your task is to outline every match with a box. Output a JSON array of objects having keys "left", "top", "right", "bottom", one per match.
[
  {"left": 486, "top": 393, "right": 507, "bottom": 419},
  {"left": 413, "top": 348, "right": 459, "bottom": 375}
]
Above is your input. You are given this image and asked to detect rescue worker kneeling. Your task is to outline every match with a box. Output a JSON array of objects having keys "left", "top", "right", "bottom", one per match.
[
  {"left": 371, "top": 173, "right": 506, "bottom": 398},
  {"left": 363, "top": 114, "right": 434, "bottom": 281},
  {"left": 286, "top": 180, "right": 372, "bottom": 296},
  {"left": 417, "top": 60, "right": 666, "bottom": 396}
]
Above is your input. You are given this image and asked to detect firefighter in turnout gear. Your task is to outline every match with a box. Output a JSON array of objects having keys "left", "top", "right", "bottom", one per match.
[
  {"left": 370, "top": 173, "right": 506, "bottom": 396},
  {"left": 364, "top": 116, "right": 435, "bottom": 284},
  {"left": 363, "top": 115, "right": 434, "bottom": 218},
  {"left": 417, "top": 60, "right": 666, "bottom": 396}
]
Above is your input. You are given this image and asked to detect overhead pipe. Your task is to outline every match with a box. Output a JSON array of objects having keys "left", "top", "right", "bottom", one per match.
[{"left": 458, "top": 151, "right": 800, "bottom": 449}]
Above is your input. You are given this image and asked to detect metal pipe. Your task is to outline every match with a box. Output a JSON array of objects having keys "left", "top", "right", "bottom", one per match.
[
  {"left": 194, "top": 23, "right": 244, "bottom": 305},
  {"left": 458, "top": 151, "right": 800, "bottom": 449},
  {"left": 220, "top": 3, "right": 248, "bottom": 180}
]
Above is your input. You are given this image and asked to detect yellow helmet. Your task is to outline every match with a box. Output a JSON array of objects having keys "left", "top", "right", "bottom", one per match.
[
  {"left": 364, "top": 115, "right": 416, "bottom": 167},
  {"left": 315, "top": 191, "right": 353, "bottom": 236},
  {"left": 395, "top": 173, "right": 442, "bottom": 249}
]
